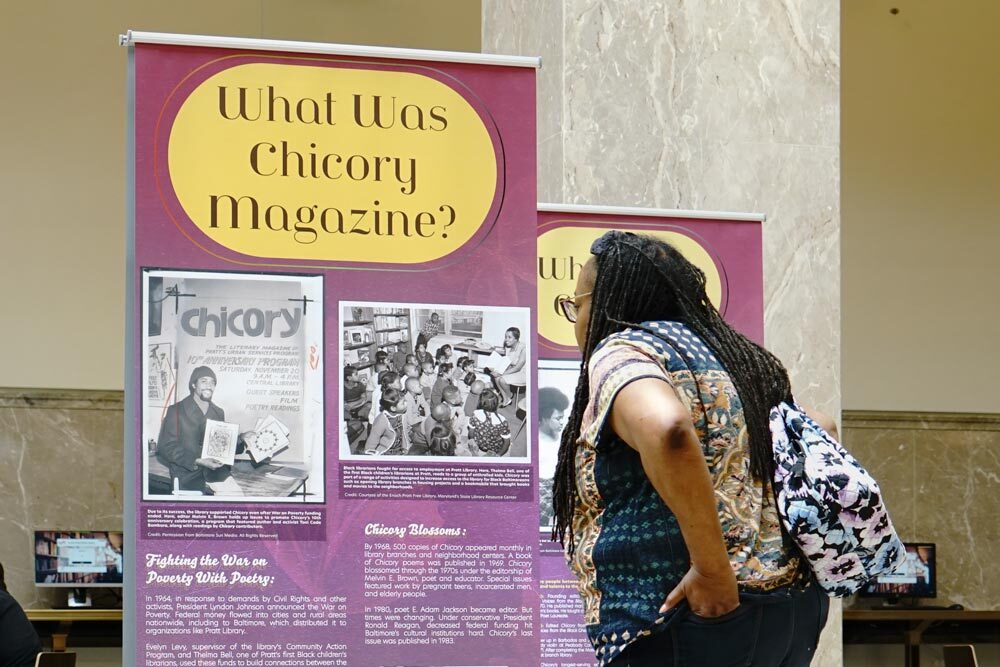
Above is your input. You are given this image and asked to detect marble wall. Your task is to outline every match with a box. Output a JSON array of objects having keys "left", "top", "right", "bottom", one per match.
[
  {"left": 0, "top": 388, "right": 123, "bottom": 608},
  {"left": 484, "top": 1, "right": 842, "bottom": 664},
  {"left": 844, "top": 411, "right": 1000, "bottom": 611}
]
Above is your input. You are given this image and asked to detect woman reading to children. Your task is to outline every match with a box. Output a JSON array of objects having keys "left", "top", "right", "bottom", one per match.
[
  {"left": 486, "top": 327, "right": 526, "bottom": 407},
  {"left": 552, "top": 231, "right": 834, "bottom": 666}
]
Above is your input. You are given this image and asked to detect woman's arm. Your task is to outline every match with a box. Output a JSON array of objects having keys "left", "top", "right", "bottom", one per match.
[{"left": 610, "top": 377, "right": 738, "bottom": 617}]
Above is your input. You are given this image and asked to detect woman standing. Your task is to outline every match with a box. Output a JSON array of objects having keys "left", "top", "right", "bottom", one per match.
[{"left": 552, "top": 231, "right": 833, "bottom": 666}]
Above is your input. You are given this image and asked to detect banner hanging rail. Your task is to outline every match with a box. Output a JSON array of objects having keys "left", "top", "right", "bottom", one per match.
[
  {"left": 120, "top": 30, "right": 541, "bottom": 69},
  {"left": 538, "top": 202, "right": 766, "bottom": 223}
]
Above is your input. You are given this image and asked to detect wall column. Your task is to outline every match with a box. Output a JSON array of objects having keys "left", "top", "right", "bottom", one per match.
[{"left": 485, "top": 2, "right": 842, "bottom": 664}]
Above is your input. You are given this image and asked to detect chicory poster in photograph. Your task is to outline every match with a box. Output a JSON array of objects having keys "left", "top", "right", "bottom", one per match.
[{"left": 124, "top": 32, "right": 539, "bottom": 667}]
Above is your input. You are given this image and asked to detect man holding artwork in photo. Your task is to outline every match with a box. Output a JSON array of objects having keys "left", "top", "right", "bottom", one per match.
[{"left": 156, "top": 366, "right": 252, "bottom": 493}]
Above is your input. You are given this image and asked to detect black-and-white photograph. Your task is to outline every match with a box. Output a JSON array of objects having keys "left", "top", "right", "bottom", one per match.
[
  {"left": 142, "top": 269, "right": 325, "bottom": 502},
  {"left": 340, "top": 301, "right": 532, "bottom": 462},
  {"left": 538, "top": 359, "right": 579, "bottom": 530}
]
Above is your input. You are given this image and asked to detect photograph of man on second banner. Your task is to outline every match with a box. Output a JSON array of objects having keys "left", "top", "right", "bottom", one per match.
[{"left": 340, "top": 301, "right": 532, "bottom": 463}]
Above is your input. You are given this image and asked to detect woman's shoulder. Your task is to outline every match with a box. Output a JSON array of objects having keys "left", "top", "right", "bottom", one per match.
[
  {"left": 594, "top": 320, "right": 707, "bottom": 358},
  {"left": 592, "top": 327, "right": 665, "bottom": 363}
]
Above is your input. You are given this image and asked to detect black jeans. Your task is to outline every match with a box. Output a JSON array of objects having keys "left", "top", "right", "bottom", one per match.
[{"left": 611, "top": 583, "right": 830, "bottom": 667}]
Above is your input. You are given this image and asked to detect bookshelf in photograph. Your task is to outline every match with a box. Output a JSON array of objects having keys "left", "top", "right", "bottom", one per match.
[
  {"left": 373, "top": 307, "right": 412, "bottom": 369},
  {"left": 343, "top": 306, "right": 376, "bottom": 381}
]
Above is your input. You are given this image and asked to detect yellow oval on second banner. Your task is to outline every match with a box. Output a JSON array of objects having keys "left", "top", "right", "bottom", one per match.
[
  {"left": 167, "top": 62, "right": 498, "bottom": 264},
  {"left": 537, "top": 226, "right": 723, "bottom": 348}
]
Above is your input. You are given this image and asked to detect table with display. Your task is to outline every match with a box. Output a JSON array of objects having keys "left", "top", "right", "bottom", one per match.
[
  {"left": 147, "top": 456, "right": 309, "bottom": 499},
  {"left": 451, "top": 341, "right": 493, "bottom": 361},
  {"left": 27, "top": 608, "right": 123, "bottom": 650},
  {"left": 843, "top": 608, "right": 1000, "bottom": 667}
]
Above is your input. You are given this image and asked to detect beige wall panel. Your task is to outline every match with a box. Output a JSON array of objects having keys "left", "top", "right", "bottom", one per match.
[
  {"left": 0, "top": 1, "right": 265, "bottom": 390},
  {"left": 842, "top": 1, "right": 1000, "bottom": 412},
  {"left": 0, "top": 1, "right": 479, "bottom": 390},
  {"left": 260, "top": 0, "right": 481, "bottom": 51}
]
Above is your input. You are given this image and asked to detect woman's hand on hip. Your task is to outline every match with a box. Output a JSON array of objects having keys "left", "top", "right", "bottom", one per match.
[
  {"left": 660, "top": 564, "right": 738, "bottom": 618},
  {"left": 610, "top": 376, "right": 739, "bottom": 619}
]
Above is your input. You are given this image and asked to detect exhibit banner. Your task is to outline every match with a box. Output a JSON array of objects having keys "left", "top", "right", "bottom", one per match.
[
  {"left": 124, "top": 32, "right": 539, "bottom": 667},
  {"left": 534, "top": 203, "right": 765, "bottom": 666}
]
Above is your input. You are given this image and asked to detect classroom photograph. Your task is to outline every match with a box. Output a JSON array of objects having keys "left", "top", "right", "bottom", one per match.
[{"left": 340, "top": 301, "right": 532, "bottom": 462}]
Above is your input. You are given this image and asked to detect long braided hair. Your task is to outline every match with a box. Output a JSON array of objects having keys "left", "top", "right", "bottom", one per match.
[{"left": 552, "top": 231, "right": 792, "bottom": 553}]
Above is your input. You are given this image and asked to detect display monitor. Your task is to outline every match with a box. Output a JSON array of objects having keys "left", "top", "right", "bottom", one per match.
[
  {"left": 859, "top": 542, "right": 936, "bottom": 599},
  {"left": 34, "top": 531, "right": 124, "bottom": 587}
]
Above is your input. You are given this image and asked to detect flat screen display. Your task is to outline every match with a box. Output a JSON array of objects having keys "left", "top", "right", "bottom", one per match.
[
  {"left": 34, "top": 531, "right": 124, "bottom": 587},
  {"left": 859, "top": 542, "right": 936, "bottom": 598}
]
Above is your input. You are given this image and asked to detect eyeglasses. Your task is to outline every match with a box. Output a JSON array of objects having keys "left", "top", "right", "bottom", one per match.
[{"left": 558, "top": 291, "right": 592, "bottom": 324}]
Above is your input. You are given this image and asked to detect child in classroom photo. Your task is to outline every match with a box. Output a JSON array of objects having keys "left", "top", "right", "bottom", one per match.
[
  {"left": 430, "top": 362, "right": 454, "bottom": 408},
  {"left": 468, "top": 388, "right": 511, "bottom": 457},
  {"left": 369, "top": 370, "right": 400, "bottom": 424},
  {"left": 419, "top": 361, "right": 436, "bottom": 401},
  {"left": 365, "top": 387, "right": 409, "bottom": 456},
  {"left": 403, "top": 376, "right": 429, "bottom": 432}
]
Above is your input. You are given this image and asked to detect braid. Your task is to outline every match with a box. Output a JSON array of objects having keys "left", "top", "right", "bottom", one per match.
[
  {"left": 552, "top": 242, "right": 671, "bottom": 552},
  {"left": 551, "top": 233, "right": 790, "bottom": 554}
]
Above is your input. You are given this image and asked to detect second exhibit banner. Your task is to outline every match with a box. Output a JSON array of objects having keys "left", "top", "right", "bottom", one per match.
[{"left": 534, "top": 204, "right": 765, "bottom": 666}]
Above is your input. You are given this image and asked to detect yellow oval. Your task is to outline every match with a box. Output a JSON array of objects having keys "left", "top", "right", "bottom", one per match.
[
  {"left": 537, "top": 226, "right": 723, "bottom": 348},
  {"left": 167, "top": 62, "right": 497, "bottom": 264}
]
